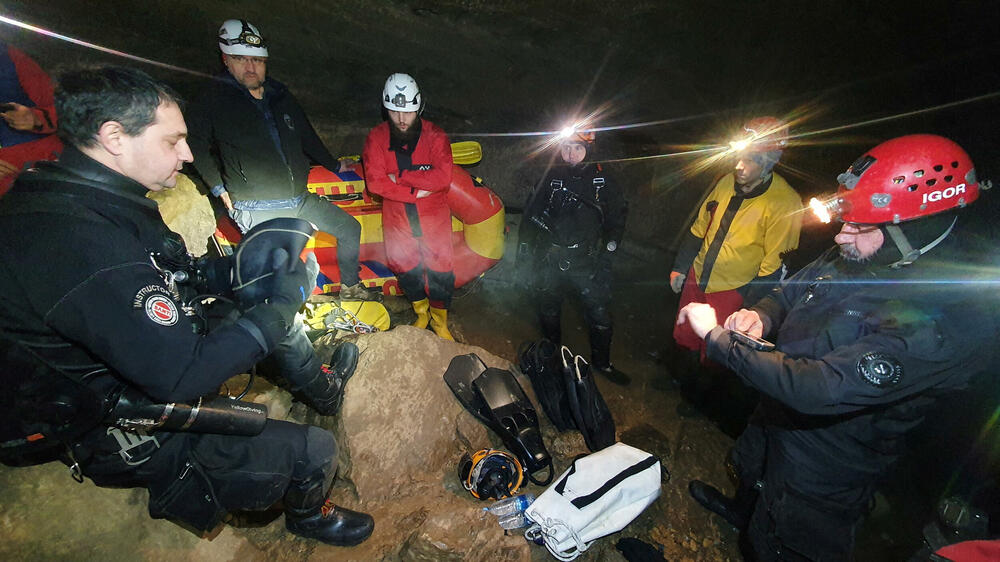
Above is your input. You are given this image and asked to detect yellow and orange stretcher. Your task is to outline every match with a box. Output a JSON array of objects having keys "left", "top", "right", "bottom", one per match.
[{"left": 212, "top": 142, "right": 505, "bottom": 297}]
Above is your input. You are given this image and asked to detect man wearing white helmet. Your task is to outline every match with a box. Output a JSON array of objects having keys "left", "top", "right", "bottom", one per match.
[
  {"left": 362, "top": 73, "right": 457, "bottom": 339},
  {"left": 188, "top": 19, "right": 373, "bottom": 302}
]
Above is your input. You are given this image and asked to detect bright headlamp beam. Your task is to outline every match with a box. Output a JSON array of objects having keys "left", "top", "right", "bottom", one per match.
[
  {"left": 0, "top": 14, "right": 211, "bottom": 78},
  {"left": 729, "top": 139, "right": 751, "bottom": 152},
  {"left": 809, "top": 197, "right": 833, "bottom": 224}
]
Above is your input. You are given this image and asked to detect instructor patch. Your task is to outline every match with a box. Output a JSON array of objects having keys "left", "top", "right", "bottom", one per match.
[
  {"left": 133, "top": 285, "right": 178, "bottom": 326},
  {"left": 857, "top": 352, "right": 903, "bottom": 388}
]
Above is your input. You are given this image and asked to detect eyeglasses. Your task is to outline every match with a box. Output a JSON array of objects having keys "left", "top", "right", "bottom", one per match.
[{"left": 227, "top": 55, "right": 267, "bottom": 65}]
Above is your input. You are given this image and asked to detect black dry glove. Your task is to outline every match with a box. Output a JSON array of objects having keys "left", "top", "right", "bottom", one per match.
[
  {"left": 264, "top": 248, "right": 317, "bottom": 324},
  {"left": 231, "top": 217, "right": 316, "bottom": 308}
]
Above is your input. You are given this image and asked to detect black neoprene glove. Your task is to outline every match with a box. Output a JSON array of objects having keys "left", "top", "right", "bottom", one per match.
[{"left": 264, "top": 248, "right": 316, "bottom": 324}]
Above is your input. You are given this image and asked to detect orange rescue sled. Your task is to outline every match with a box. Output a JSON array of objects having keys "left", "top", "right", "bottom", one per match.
[{"left": 213, "top": 158, "right": 505, "bottom": 297}]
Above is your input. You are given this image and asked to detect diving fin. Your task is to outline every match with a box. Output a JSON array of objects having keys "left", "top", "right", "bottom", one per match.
[
  {"left": 444, "top": 353, "right": 491, "bottom": 426},
  {"left": 472, "top": 368, "right": 553, "bottom": 484}
]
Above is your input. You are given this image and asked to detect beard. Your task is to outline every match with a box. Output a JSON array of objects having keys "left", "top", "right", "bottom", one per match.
[
  {"left": 838, "top": 243, "right": 871, "bottom": 263},
  {"left": 236, "top": 71, "right": 264, "bottom": 91},
  {"left": 389, "top": 118, "right": 421, "bottom": 143}
]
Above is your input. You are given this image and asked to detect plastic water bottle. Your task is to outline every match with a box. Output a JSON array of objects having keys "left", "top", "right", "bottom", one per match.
[
  {"left": 498, "top": 511, "right": 532, "bottom": 530},
  {"left": 483, "top": 493, "right": 535, "bottom": 518}
]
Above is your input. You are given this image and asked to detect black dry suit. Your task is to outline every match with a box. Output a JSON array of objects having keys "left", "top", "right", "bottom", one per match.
[
  {"left": 704, "top": 229, "right": 999, "bottom": 561},
  {"left": 0, "top": 147, "right": 336, "bottom": 532},
  {"left": 519, "top": 161, "right": 627, "bottom": 368}
]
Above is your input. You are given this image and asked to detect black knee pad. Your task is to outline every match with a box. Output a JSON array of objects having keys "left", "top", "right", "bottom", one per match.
[
  {"left": 426, "top": 269, "right": 455, "bottom": 307},
  {"left": 395, "top": 267, "right": 427, "bottom": 301}
]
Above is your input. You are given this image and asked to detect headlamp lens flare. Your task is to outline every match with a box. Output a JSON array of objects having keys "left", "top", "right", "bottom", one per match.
[
  {"left": 729, "top": 138, "right": 751, "bottom": 152},
  {"left": 809, "top": 196, "right": 843, "bottom": 224},
  {"left": 559, "top": 126, "right": 576, "bottom": 139}
]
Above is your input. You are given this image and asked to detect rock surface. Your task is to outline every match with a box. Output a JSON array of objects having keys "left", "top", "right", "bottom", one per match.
[
  {"left": 310, "top": 326, "right": 533, "bottom": 561},
  {"left": 147, "top": 173, "right": 218, "bottom": 257}
]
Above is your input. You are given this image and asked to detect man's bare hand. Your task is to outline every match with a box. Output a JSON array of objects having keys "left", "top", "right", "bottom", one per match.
[
  {"left": 220, "top": 191, "right": 234, "bottom": 211},
  {"left": 677, "top": 302, "right": 718, "bottom": 339},
  {"left": 2, "top": 103, "right": 40, "bottom": 131},
  {"left": 723, "top": 309, "right": 764, "bottom": 337},
  {"left": 336, "top": 157, "right": 356, "bottom": 173},
  {"left": 0, "top": 158, "right": 19, "bottom": 177}
]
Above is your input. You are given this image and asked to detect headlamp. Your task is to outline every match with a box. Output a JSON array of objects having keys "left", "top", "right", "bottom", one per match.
[
  {"left": 389, "top": 92, "right": 416, "bottom": 109},
  {"left": 729, "top": 118, "right": 789, "bottom": 154},
  {"left": 220, "top": 32, "right": 264, "bottom": 47},
  {"left": 219, "top": 20, "right": 266, "bottom": 48},
  {"left": 809, "top": 196, "right": 846, "bottom": 224},
  {"left": 729, "top": 138, "right": 751, "bottom": 152}
]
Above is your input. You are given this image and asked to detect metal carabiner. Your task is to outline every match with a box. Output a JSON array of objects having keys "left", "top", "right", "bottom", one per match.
[{"left": 64, "top": 445, "right": 84, "bottom": 483}]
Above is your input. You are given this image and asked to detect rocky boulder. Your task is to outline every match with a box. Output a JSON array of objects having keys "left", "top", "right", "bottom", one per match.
[
  {"left": 147, "top": 173, "right": 218, "bottom": 257},
  {"left": 304, "top": 326, "right": 535, "bottom": 561}
]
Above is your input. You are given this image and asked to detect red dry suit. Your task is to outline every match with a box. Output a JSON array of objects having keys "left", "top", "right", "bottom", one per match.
[
  {"left": 0, "top": 44, "right": 63, "bottom": 195},
  {"left": 362, "top": 119, "right": 455, "bottom": 306}
]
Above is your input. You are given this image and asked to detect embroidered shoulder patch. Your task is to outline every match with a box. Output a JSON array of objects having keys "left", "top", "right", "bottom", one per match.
[
  {"left": 133, "top": 285, "right": 178, "bottom": 326},
  {"left": 857, "top": 352, "right": 903, "bottom": 388}
]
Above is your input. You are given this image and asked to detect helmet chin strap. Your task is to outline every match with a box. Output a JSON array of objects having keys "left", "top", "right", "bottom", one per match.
[{"left": 884, "top": 216, "right": 957, "bottom": 268}]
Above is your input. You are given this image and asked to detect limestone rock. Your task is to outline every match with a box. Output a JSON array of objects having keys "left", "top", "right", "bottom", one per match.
[
  {"left": 148, "top": 172, "right": 218, "bottom": 257},
  {"left": 304, "top": 325, "right": 531, "bottom": 561}
]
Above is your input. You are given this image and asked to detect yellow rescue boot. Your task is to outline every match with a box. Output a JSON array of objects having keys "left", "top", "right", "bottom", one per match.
[
  {"left": 428, "top": 306, "right": 454, "bottom": 340},
  {"left": 411, "top": 299, "right": 430, "bottom": 329}
]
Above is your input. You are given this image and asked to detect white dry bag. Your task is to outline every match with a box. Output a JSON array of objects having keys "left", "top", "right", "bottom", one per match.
[{"left": 524, "top": 442, "right": 661, "bottom": 560}]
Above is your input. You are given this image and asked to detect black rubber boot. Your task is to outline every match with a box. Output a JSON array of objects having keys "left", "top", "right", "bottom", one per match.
[
  {"left": 284, "top": 476, "right": 374, "bottom": 546},
  {"left": 688, "top": 479, "right": 755, "bottom": 530},
  {"left": 590, "top": 325, "right": 630, "bottom": 386},
  {"left": 297, "top": 341, "right": 359, "bottom": 416}
]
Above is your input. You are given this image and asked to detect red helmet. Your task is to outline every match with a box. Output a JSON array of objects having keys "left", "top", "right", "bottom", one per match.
[
  {"left": 565, "top": 130, "right": 595, "bottom": 145},
  {"left": 834, "top": 134, "right": 978, "bottom": 224},
  {"left": 737, "top": 116, "right": 789, "bottom": 152}
]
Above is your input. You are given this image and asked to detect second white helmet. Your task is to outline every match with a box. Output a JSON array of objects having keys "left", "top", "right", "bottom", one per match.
[
  {"left": 218, "top": 19, "right": 268, "bottom": 57},
  {"left": 382, "top": 73, "right": 422, "bottom": 113}
]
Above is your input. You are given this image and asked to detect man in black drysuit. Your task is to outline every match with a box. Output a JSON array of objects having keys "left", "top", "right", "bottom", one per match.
[
  {"left": 0, "top": 66, "right": 372, "bottom": 546},
  {"left": 677, "top": 134, "right": 998, "bottom": 560},
  {"left": 519, "top": 130, "right": 629, "bottom": 385}
]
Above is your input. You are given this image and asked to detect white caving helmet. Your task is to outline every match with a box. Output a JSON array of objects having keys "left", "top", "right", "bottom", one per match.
[
  {"left": 382, "top": 73, "right": 422, "bottom": 113},
  {"left": 218, "top": 19, "right": 268, "bottom": 57}
]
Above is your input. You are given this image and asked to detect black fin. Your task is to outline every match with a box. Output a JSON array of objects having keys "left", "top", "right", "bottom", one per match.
[{"left": 473, "top": 367, "right": 552, "bottom": 481}]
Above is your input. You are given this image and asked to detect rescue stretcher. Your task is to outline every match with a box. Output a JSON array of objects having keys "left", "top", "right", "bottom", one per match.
[{"left": 212, "top": 142, "right": 505, "bottom": 296}]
